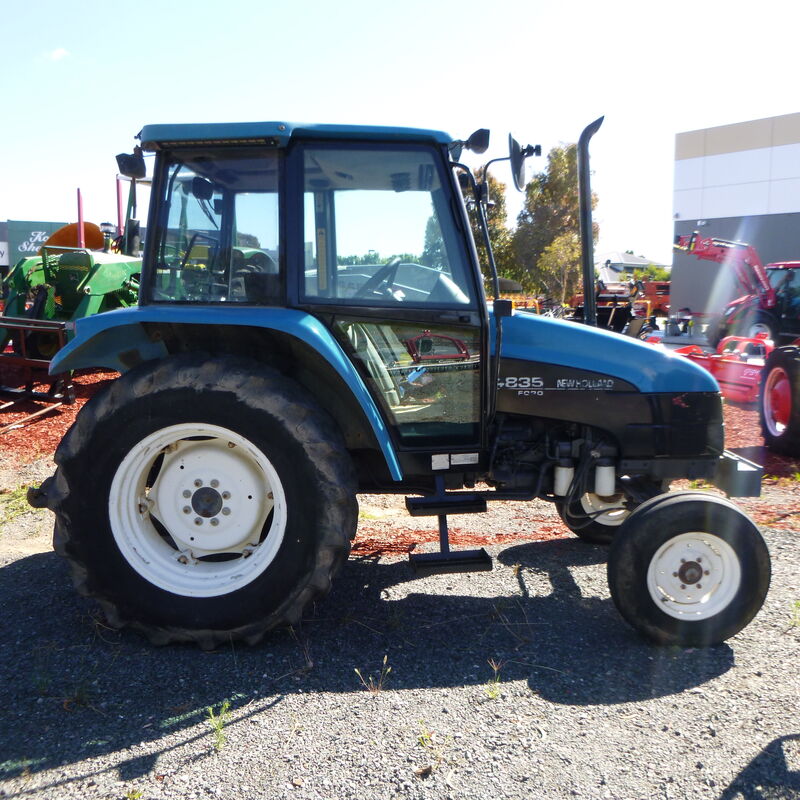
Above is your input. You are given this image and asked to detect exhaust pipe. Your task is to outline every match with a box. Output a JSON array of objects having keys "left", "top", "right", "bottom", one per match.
[{"left": 577, "top": 117, "right": 604, "bottom": 327}]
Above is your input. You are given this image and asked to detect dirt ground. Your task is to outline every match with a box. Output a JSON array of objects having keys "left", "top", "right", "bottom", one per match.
[{"left": 2, "top": 370, "right": 799, "bottom": 564}]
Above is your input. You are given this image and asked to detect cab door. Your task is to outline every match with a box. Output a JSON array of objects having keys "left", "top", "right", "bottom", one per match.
[{"left": 292, "top": 142, "right": 487, "bottom": 457}]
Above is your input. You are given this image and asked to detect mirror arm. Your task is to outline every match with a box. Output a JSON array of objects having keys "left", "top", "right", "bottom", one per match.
[{"left": 452, "top": 163, "right": 500, "bottom": 300}]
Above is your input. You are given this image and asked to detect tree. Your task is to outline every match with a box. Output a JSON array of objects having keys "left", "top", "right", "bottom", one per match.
[
  {"left": 537, "top": 232, "right": 583, "bottom": 303},
  {"left": 421, "top": 214, "right": 446, "bottom": 268},
  {"left": 511, "top": 143, "right": 598, "bottom": 298},
  {"left": 633, "top": 264, "right": 671, "bottom": 281}
]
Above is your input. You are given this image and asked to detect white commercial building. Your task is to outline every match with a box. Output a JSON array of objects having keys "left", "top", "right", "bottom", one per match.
[{"left": 672, "top": 112, "right": 800, "bottom": 313}]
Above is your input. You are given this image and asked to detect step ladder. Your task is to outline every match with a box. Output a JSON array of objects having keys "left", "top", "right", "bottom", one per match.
[{"left": 405, "top": 475, "right": 492, "bottom": 575}]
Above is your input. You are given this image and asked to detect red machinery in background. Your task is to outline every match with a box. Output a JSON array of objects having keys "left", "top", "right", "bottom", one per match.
[
  {"left": 674, "top": 232, "right": 800, "bottom": 345},
  {"left": 674, "top": 334, "right": 773, "bottom": 404}
]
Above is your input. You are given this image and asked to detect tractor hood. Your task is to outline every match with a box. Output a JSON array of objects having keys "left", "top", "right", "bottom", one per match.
[{"left": 493, "top": 310, "right": 719, "bottom": 394}]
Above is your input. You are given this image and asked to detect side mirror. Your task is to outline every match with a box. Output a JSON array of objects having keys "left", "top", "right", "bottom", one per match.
[
  {"left": 449, "top": 128, "right": 490, "bottom": 161},
  {"left": 508, "top": 136, "right": 542, "bottom": 191},
  {"left": 509, "top": 135, "right": 526, "bottom": 191},
  {"left": 465, "top": 128, "right": 490, "bottom": 154},
  {"left": 116, "top": 146, "right": 146, "bottom": 179},
  {"left": 192, "top": 177, "right": 214, "bottom": 201}
]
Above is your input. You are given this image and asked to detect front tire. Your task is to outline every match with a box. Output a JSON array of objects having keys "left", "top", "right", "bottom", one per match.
[
  {"left": 607, "top": 492, "right": 770, "bottom": 646},
  {"left": 759, "top": 346, "right": 800, "bottom": 455},
  {"left": 44, "top": 354, "right": 358, "bottom": 648}
]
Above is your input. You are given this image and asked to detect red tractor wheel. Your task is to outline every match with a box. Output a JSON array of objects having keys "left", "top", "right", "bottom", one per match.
[{"left": 760, "top": 347, "right": 800, "bottom": 454}]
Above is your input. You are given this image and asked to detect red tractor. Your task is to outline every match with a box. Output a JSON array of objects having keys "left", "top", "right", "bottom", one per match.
[
  {"left": 675, "top": 233, "right": 800, "bottom": 455},
  {"left": 674, "top": 232, "right": 800, "bottom": 346}
]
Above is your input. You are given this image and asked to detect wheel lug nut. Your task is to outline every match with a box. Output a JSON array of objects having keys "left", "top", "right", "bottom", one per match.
[
  {"left": 183, "top": 490, "right": 191, "bottom": 498},
  {"left": 194, "top": 518, "right": 203, "bottom": 526},
  {"left": 194, "top": 479, "right": 203, "bottom": 487},
  {"left": 704, "top": 570, "right": 710, "bottom": 575},
  {"left": 222, "top": 507, "right": 231, "bottom": 516},
  {"left": 211, "top": 479, "right": 219, "bottom": 488},
  {"left": 183, "top": 506, "right": 191, "bottom": 514},
  {"left": 696, "top": 584, "right": 702, "bottom": 589},
  {"left": 210, "top": 518, "right": 219, "bottom": 527},
  {"left": 680, "top": 584, "right": 686, "bottom": 590},
  {"left": 672, "top": 572, "right": 678, "bottom": 577},
  {"left": 222, "top": 491, "right": 231, "bottom": 500},
  {"left": 697, "top": 557, "right": 702, "bottom": 563}
]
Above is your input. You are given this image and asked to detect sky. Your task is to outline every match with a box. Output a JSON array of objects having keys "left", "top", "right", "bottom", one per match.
[{"left": 1, "top": 0, "right": 798, "bottom": 265}]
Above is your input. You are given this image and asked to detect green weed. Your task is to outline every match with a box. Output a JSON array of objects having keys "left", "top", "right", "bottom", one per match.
[
  {"left": 0, "top": 486, "right": 32, "bottom": 528},
  {"left": 124, "top": 790, "right": 143, "bottom": 800},
  {"left": 354, "top": 654, "right": 391, "bottom": 694},
  {"left": 790, "top": 600, "right": 800, "bottom": 628},
  {"left": 484, "top": 657, "right": 504, "bottom": 700},
  {"left": 206, "top": 699, "right": 231, "bottom": 751},
  {"left": 415, "top": 720, "right": 450, "bottom": 777}
]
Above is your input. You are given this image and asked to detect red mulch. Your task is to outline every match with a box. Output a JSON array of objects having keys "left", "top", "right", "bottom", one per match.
[{"left": 1, "top": 369, "right": 118, "bottom": 461}]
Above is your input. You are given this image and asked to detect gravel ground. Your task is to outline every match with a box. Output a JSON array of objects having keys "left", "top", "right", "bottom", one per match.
[{"left": 0, "top": 458, "right": 798, "bottom": 800}]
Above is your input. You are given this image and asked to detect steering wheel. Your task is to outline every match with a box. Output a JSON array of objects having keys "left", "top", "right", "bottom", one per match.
[
  {"left": 179, "top": 232, "right": 218, "bottom": 271},
  {"left": 355, "top": 257, "right": 402, "bottom": 299}
]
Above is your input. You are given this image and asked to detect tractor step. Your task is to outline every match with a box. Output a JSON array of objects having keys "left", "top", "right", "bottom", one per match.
[
  {"left": 410, "top": 548, "right": 492, "bottom": 575},
  {"left": 405, "top": 493, "right": 487, "bottom": 517},
  {"left": 406, "top": 475, "right": 493, "bottom": 575}
]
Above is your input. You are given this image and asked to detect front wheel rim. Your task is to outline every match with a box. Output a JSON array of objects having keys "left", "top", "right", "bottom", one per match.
[
  {"left": 646, "top": 532, "right": 741, "bottom": 620},
  {"left": 109, "top": 423, "right": 287, "bottom": 597},
  {"left": 764, "top": 366, "right": 791, "bottom": 437},
  {"left": 579, "top": 493, "right": 628, "bottom": 527}
]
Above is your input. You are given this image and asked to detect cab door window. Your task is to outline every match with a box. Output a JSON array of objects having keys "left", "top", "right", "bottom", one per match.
[{"left": 301, "top": 146, "right": 474, "bottom": 306}]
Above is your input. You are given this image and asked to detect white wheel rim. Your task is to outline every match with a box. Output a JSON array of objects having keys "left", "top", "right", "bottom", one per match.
[
  {"left": 647, "top": 532, "right": 741, "bottom": 620},
  {"left": 580, "top": 493, "right": 628, "bottom": 527},
  {"left": 109, "top": 423, "right": 287, "bottom": 597},
  {"left": 748, "top": 322, "right": 772, "bottom": 338}
]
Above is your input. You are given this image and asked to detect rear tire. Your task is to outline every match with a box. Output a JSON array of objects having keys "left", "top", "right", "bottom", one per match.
[
  {"left": 607, "top": 492, "right": 770, "bottom": 646},
  {"left": 759, "top": 346, "right": 800, "bottom": 455},
  {"left": 44, "top": 354, "right": 358, "bottom": 648}
]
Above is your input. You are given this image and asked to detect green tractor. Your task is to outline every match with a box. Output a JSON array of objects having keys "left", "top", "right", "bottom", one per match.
[
  {"left": 1, "top": 167, "right": 145, "bottom": 409},
  {"left": 1, "top": 232, "right": 141, "bottom": 360}
]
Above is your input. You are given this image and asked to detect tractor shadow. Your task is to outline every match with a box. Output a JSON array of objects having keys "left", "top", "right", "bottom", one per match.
[
  {"left": 717, "top": 733, "right": 800, "bottom": 799},
  {"left": 0, "top": 537, "right": 734, "bottom": 785}
]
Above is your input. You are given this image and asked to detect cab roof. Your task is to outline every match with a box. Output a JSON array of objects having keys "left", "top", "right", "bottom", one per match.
[{"left": 138, "top": 121, "right": 453, "bottom": 151}]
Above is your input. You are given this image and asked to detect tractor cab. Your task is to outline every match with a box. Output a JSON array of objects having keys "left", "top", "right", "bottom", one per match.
[{"left": 136, "top": 125, "right": 492, "bottom": 466}]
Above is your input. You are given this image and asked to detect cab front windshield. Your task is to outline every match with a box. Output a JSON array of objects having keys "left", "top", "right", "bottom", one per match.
[{"left": 148, "top": 147, "right": 280, "bottom": 304}]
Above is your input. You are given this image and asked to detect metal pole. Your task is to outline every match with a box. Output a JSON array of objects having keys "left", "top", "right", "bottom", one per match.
[
  {"left": 76, "top": 188, "right": 85, "bottom": 249},
  {"left": 116, "top": 177, "right": 124, "bottom": 241},
  {"left": 577, "top": 117, "right": 603, "bottom": 327}
]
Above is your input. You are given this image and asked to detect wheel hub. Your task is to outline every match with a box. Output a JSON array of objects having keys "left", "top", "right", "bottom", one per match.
[
  {"left": 191, "top": 485, "right": 223, "bottom": 518},
  {"left": 677, "top": 560, "right": 703, "bottom": 585}
]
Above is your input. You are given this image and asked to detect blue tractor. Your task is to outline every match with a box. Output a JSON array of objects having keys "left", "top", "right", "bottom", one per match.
[{"left": 29, "top": 120, "right": 770, "bottom": 649}]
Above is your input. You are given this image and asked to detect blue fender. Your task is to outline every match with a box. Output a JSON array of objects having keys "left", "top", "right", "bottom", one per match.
[
  {"left": 51, "top": 306, "right": 402, "bottom": 480},
  {"left": 494, "top": 311, "right": 720, "bottom": 394}
]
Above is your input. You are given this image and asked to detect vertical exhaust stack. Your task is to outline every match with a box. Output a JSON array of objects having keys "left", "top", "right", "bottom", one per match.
[{"left": 577, "top": 117, "right": 603, "bottom": 327}]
